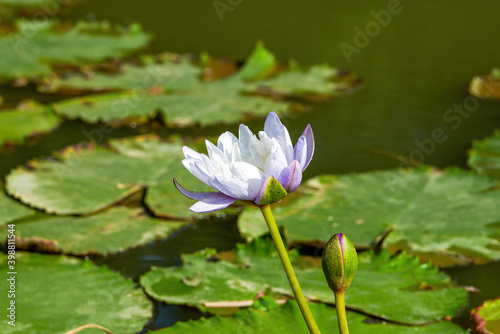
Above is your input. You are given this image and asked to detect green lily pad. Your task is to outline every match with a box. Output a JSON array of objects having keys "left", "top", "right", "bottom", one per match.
[
  {"left": 50, "top": 43, "right": 355, "bottom": 127},
  {"left": 140, "top": 238, "right": 467, "bottom": 325},
  {"left": 0, "top": 252, "right": 151, "bottom": 333},
  {"left": 51, "top": 83, "right": 289, "bottom": 126},
  {"left": 471, "top": 297, "right": 500, "bottom": 334},
  {"left": 0, "top": 19, "right": 150, "bottom": 81},
  {"left": 0, "top": 207, "right": 186, "bottom": 255},
  {"left": 468, "top": 130, "right": 500, "bottom": 179},
  {"left": 248, "top": 64, "right": 346, "bottom": 98},
  {"left": 238, "top": 167, "right": 500, "bottom": 262},
  {"left": 5, "top": 135, "right": 219, "bottom": 218},
  {"left": 0, "top": 190, "right": 34, "bottom": 225},
  {"left": 153, "top": 297, "right": 466, "bottom": 334},
  {"left": 0, "top": 101, "right": 60, "bottom": 146},
  {"left": 41, "top": 54, "right": 202, "bottom": 93}
]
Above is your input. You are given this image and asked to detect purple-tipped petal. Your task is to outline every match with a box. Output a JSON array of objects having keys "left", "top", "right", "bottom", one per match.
[
  {"left": 294, "top": 124, "right": 314, "bottom": 171},
  {"left": 264, "top": 112, "right": 294, "bottom": 162},
  {"left": 173, "top": 179, "right": 236, "bottom": 213},
  {"left": 277, "top": 160, "right": 303, "bottom": 193},
  {"left": 189, "top": 197, "right": 236, "bottom": 213}
]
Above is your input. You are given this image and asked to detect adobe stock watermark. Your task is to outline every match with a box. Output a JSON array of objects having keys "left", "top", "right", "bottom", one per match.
[
  {"left": 385, "top": 94, "right": 481, "bottom": 188},
  {"left": 213, "top": 0, "right": 243, "bottom": 21},
  {"left": 9, "top": 0, "right": 71, "bottom": 57},
  {"left": 340, "top": 0, "right": 410, "bottom": 63},
  {"left": 6, "top": 223, "right": 16, "bottom": 327}
]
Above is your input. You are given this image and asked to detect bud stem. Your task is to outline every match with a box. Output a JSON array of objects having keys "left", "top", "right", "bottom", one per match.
[
  {"left": 260, "top": 205, "right": 321, "bottom": 334},
  {"left": 334, "top": 291, "right": 349, "bottom": 334}
]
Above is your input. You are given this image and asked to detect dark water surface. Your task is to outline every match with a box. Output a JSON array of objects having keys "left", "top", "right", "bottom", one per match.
[{"left": 1, "top": 0, "right": 500, "bottom": 331}]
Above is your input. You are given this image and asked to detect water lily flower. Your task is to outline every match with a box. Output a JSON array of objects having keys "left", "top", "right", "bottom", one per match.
[{"left": 174, "top": 111, "right": 314, "bottom": 212}]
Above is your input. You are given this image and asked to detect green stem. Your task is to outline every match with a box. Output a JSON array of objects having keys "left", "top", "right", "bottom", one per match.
[
  {"left": 260, "top": 205, "right": 321, "bottom": 334},
  {"left": 334, "top": 291, "right": 349, "bottom": 334}
]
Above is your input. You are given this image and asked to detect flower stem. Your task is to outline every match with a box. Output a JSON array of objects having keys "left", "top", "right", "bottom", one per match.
[
  {"left": 260, "top": 205, "right": 321, "bottom": 334},
  {"left": 334, "top": 291, "right": 349, "bottom": 334}
]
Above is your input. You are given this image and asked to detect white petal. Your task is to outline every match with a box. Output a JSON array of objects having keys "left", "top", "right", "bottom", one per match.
[
  {"left": 264, "top": 112, "right": 294, "bottom": 163},
  {"left": 230, "top": 161, "right": 264, "bottom": 195},
  {"left": 217, "top": 131, "right": 239, "bottom": 156},
  {"left": 182, "top": 158, "right": 210, "bottom": 185},
  {"left": 238, "top": 124, "right": 254, "bottom": 156},
  {"left": 190, "top": 197, "right": 236, "bottom": 213},
  {"left": 205, "top": 140, "right": 227, "bottom": 164},
  {"left": 209, "top": 176, "right": 255, "bottom": 200},
  {"left": 182, "top": 146, "right": 202, "bottom": 160}
]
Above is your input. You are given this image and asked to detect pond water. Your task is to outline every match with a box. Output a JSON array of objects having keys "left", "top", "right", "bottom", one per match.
[{"left": 1, "top": 0, "right": 499, "bottom": 331}]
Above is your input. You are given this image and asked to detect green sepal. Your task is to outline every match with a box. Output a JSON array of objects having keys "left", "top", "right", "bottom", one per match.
[{"left": 255, "top": 176, "right": 288, "bottom": 206}]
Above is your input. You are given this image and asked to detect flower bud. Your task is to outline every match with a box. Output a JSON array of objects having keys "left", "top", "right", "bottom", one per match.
[{"left": 322, "top": 233, "right": 358, "bottom": 293}]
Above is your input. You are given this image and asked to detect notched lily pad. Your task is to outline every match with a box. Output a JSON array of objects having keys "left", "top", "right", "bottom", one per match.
[
  {"left": 140, "top": 238, "right": 467, "bottom": 325},
  {"left": 468, "top": 129, "right": 500, "bottom": 179},
  {"left": 0, "top": 100, "right": 61, "bottom": 146},
  {"left": 0, "top": 19, "right": 150, "bottom": 81},
  {"left": 238, "top": 167, "right": 500, "bottom": 264},
  {"left": 152, "top": 297, "right": 466, "bottom": 334},
  {"left": 0, "top": 252, "right": 151, "bottom": 334},
  {"left": 471, "top": 297, "right": 500, "bottom": 334},
  {"left": 5, "top": 135, "right": 228, "bottom": 218},
  {"left": 49, "top": 43, "right": 358, "bottom": 127},
  {"left": 0, "top": 207, "right": 186, "bottom": 255}
]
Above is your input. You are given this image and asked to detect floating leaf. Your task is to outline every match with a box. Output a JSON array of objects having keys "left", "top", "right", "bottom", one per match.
[
  {"left": 0, "top": 207, "right": 186, "bottom": 255},
  {"left": 0, "top": 190, "right": 34, "bottom": 225},
  {"left": 41, "top": 54, "right": 202, "bottom": 93},
  {"left": 5, "top": 135, "right": 219, "bottom": 218},
  {"left": 49, "top": 43, "right": 355, "bottom": 127},
  {"left": 238, "top": 167, "right": 500, "bottom": 262},
  {"left": 468, "top": 130, "right": 500, "bottom": 179},
  {"left": 140, "top": 238, "right": 467, "bottom": 325},
  {"left": 0, "top": 252, "right": 151, "bottom": 333},
  {"left": 0, "top": 101, "right": 60, "bottom": 146},
  {"left": 248, "top": 64, "right": 347, "bottom": 98},
  {"left": 0, "top": 19, "right": 150, "bottom": 80},
  {"left": 52, "top": 82, "right": 289, "bottom": 126},
  {"left": 152, "top": 297, "right": 466, "bottom": 334},
  {"left": 471, "top": 297, "right": 500, "bottom": 334}
]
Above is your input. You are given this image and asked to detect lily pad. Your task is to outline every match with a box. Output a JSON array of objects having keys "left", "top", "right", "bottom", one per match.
[
  {"left": 140, "top": 238, "right": 467, "bottom": 325},
  {"left": 41, "top": 54, "right": 202, "bottom": 93},
  {"left": 153, "top": 297, "right": 466, "bottom": 334},
  {"left": 238, "top": 167, "right": 500, "bottom": 262},
  {"left": 5, "top": 135, "right": 218, "bottom": 218},
  {"left": 50, "top": 43, "right": 355, "bottom": 127},
  {"left": 51, "top": 84, "right": 289, "bottom": 126},
  {"left": 0, "top": 190, "right": 34, "bottom": 225},
  {"left": 0, "top": 101, "right": 60, "bottom": 146},
  {"left": 471, "top": 297, "right": 500, "bottom": 334},
  {"left": 0, "top": 252, "right": 151, "bottom": 333},
  {"left": 0, "top": 19, "right": 150, "bottom": 81},
  {"left": 0, "top": 207, "right": 186, "bottom": 255},
  {"left": 468, "top": 130, "right": 500, "bottom": 179}
]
